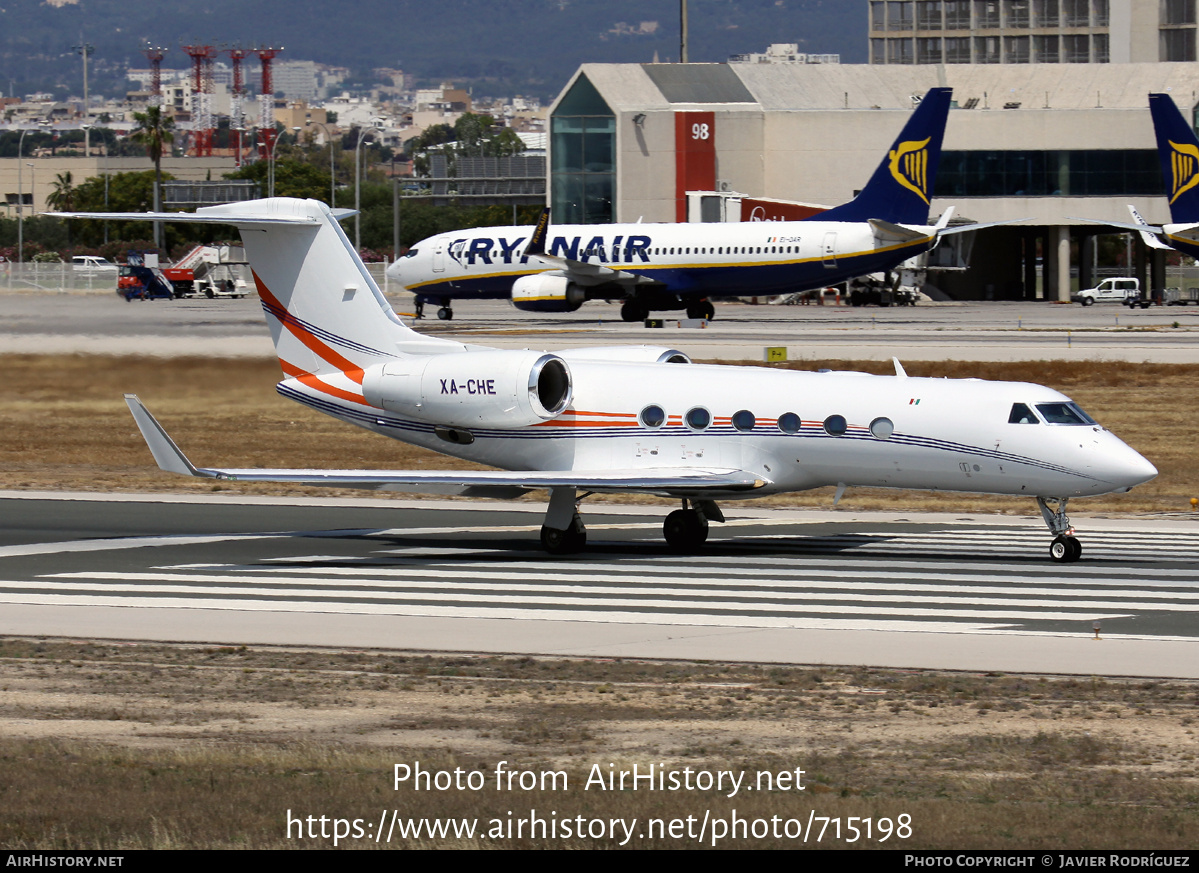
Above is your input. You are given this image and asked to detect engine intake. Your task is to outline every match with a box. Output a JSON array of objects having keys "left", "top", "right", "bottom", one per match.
[
  {"left": 511, "top": 274, "right": 586, "bottom": 312},
  {"left": 363, "top": 350, "right": 572, "bottom": 428}
]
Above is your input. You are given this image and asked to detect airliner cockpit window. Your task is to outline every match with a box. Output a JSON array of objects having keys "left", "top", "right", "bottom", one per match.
[
  {"left": 1008, "top": 403, "right": 1039, "bottom": 424},
  {"left": 1035, "top": 402, "right": 1096, "bottom": 425},
  {"left": 402, "top": 249, "right": 418, "bottom": 258}
]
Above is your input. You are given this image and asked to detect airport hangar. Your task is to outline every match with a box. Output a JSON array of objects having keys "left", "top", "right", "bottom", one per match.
[{"left": 547, "top": 61, "right": 1199, "bottom": 301}]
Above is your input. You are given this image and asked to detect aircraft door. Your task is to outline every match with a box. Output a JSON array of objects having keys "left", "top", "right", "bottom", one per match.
[
  {"left": 822, "top": 232, "right": 837, "bottom": 268},
  {"left": 433, "top": 241, "right": 446, "bottom": 273}
]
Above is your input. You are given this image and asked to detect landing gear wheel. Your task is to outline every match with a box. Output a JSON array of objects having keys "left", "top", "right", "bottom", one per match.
[
  {"left": 663, "top": 509, "right": 709, "bottom": 551},
  {"left": 1050, "top": 534, "right": 1082, "bottom": 563},
  {"left": 437, "top": 306, "right": 453, "bottom": 320},
  {"left": 540, "top": 515, "right": 586, "bottom": 555},
  {"left": 620, "top": 300, "right": 648, "bottom": 322}
]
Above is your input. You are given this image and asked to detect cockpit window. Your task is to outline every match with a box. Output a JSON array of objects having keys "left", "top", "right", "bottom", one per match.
[
  {"left": 1009, "top": 403, "right": 1039, "bottom": 424},
  {"left": 402, "top": 248, "right": 419, "bottom": 258},
  {"left": 1035, "top": 402, "right": 1096, "bottom": 425}
]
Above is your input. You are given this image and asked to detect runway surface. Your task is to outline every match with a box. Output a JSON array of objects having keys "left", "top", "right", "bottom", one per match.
[
  {"left": 3, "top": 294, "right": 1199, "bottom": 362},
  {"left": 2, "top": 492, "right": 1196, "bottom": 678}
]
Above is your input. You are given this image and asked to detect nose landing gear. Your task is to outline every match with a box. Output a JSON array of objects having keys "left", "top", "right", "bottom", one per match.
[{"left": 1038, "top": 496, "right": 1081, "bottom": 563}]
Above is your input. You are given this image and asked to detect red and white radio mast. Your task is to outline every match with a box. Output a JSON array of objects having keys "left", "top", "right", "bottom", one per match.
[
  {"left": 182, "top": 43, "right": 217, "bottom": 156},
  {"left": 142, "top": 45, "right": 167, "bottom": 108},
  {"left": 254, "top": 47, "right": 282, "bottom": 161}
]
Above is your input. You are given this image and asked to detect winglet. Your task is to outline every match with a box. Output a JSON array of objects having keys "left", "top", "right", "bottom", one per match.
[
  {"left": 1128, "top": 205, "right": 1173, "bottom": 251},
  {"left": 523, "top": 206, "right": 551, "bottom": 257},
  {"left": 123, "top": 394, "right": 211, "bottom": 478},
  {"left": 893, "top": 357, "right": 908, "bottom": 378}
]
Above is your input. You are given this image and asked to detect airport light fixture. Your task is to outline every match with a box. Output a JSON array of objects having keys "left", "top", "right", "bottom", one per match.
[
  {"left": 354, "top": 123, "right": 381, "bottom": 251},
  {"left": 16, "top": 129, "right": 29, "bottom": 266},
  {"left": 306, "top": 121, "right": 337, "bottom": 208}
]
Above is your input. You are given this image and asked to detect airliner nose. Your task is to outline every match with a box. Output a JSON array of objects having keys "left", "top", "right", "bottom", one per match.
[{"left": 386, "top": 259, "right": 413, "bottom": 291}]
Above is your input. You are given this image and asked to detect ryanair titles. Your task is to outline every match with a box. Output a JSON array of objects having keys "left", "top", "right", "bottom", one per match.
[{"left": 449, "top": 235, "right": 654, "bottom": 267}]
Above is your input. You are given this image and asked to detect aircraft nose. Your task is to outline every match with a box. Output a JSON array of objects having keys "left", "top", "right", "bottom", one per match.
[
  {"left": 385, "top": 259, "right": 409, "bottom": 289},
  {"left": 1105, "top": 444, "right": 1157, "bottom": 490}
]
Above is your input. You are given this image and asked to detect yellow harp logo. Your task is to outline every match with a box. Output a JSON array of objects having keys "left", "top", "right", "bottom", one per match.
[
  {"left": 888, "top": 137, "right": 931, "bottom": 204},
  {"left": 1168, "top": 140, "right": 1199, "bottom": 204}
]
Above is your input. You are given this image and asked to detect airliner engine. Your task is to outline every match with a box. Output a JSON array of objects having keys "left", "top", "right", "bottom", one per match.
[
  {"left": 511, "top": 274, "right": 586, "bottom": 312},
  {"left": 363, "top": 350, "right": 572, "bottom": 428}
]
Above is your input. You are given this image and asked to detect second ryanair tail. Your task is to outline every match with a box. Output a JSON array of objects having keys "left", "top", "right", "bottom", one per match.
[
  {"left": 811, "top": 87, "right": 952, "bottom": 226},
  {"left": 1150, "top": 92, "right": 1199, "bottom": 224}
]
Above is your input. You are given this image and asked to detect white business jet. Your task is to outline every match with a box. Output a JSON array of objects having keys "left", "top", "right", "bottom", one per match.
[
  {"left": 53, "top": 197, "right": 1156, "bottom": 561},
  {"left": 388, "top": 88, "right": 972, "bottom": 321}
]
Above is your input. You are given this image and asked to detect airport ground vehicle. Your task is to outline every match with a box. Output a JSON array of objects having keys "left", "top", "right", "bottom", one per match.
[
  {"left": 1072, "top": 278, "right": 1139, "bottom": 305},
  {"left": 70, "top": 255, "right": 118, "bottom": 273}
]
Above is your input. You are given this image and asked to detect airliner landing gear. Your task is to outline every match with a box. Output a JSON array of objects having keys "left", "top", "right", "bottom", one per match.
[
  {"left": 663, "top": 499, "right": 723, "bottom": 551},
  {"left": 620, "top": 299, "right": 648, "bottom": 322},
  {"left": 685, "top": 299, "right": 715, "bottom": 321},
  {"left": 435, "top": 297, "right": 453, "bottom": 320},
  {"left": 541, "top": 487, "right": 586, "bottom": 555},
  {"left": 1038, "top": 496, "right": 1081, "bottom": 563}
]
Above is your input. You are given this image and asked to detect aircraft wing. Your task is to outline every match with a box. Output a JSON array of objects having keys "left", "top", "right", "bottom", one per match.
[
  {"left": 1068, "top": 211, "right": 1176, "bottom": 250},
  {"left": 520, "top": 206, "right": 651, "bottom": 288},
  {"left": 125, "top": 395, "right": 766, "bottom": 498}
]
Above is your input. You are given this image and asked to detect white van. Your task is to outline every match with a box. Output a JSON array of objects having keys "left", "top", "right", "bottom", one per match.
[
  {"left": 1071, "top": 278, "right": 1138, "bottom": 306},
  {"left": 71, "top": 255, "right": 118, "bottom": 273}
]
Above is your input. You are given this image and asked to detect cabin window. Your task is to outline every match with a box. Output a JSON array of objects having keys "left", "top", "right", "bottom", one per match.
[
  {"left": 732, "top": 409, "right": 756, "bottom": 431},
  {"left": 870, "top": 417, "right": 894, "bottom": 439},
  {"left": 1035, "top": 402, "right": 1096, "bottom": 425},
  {"left": 640, "top": 404, "right": 666, "bottom": 428},
  {"left": 1009, "top": 403, "right": 1039, "bottom": 424},
  {"left": 685, "top": 407, "right": 711, "bottom": 430},
  {"left": 823, "top": 415, "right": 848, "bottom": 436},
  {"left": 777, "top": 412, "right": 801, "bottom": 433}
]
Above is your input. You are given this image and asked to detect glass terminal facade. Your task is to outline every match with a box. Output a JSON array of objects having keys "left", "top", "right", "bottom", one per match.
[{"left": 550, "top": 75, "right": 616, "bottom": 224}]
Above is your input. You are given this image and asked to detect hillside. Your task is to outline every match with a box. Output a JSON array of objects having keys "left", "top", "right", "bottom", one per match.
[{"left": 0, "top": 0, "right": 863, "bottom": 101}]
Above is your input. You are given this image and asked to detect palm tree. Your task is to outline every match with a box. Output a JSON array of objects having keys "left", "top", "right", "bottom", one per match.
[
  {"left": 46, "top": 171, "right": 75, "bottom": 211},
  {"left": 131, "top": 106, "right": 174, "bottom": 247},
  {"left": 46, "top": 171, "right": 75, "bottom": 245}
]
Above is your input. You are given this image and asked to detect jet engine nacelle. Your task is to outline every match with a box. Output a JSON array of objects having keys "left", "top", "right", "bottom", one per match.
[
  {"left": 511, "top": 274, "right": 586, "bottom": 312},
  {"left": 363, "top": 350, "right": 573, "bottom": 428},
  {"left": 556, "top": 346, "right": 692, "bottom": 365}
]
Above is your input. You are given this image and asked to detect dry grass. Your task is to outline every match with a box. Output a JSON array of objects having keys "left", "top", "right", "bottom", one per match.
[
  {"left": 0, "top": 640, "right": 1196, "bottom": 849},
  {"left": 0, "top": 354, "right": 1192, "bottom": 515}
]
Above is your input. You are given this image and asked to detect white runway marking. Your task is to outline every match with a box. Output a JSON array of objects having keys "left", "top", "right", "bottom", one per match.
[{"left": 2, "top": 523, "right": 1196, "bottom": 639}]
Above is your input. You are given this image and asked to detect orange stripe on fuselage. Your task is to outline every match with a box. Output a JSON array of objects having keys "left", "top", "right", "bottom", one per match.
[
  {"left": 253, "top": 270, "right": 365, "bottom": 385},
  {"left": 531, "top": 419, "right": 641, "bottom": 428},
  {"left": 279, "top": 358, "right": 368, "bottom": 406}
]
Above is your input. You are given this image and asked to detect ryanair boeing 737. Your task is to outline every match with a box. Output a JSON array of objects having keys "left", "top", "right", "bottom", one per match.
[{"left": 389, "top": 88, "right": 985, "bottom": 321}]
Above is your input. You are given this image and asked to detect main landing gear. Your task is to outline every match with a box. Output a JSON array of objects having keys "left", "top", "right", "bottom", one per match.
[
  {"left": 663, "top": 499, "right": 723, "bottom": 551},
  {"left": 1038, "top": 496, "right": 1082, "bottom": 563},
  {"left": 538, "top": 489, "right": 724, "bottom": 555}
]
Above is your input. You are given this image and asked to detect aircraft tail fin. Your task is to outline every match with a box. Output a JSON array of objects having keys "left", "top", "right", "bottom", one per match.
[
  {"left": 53, "top": 198, "right": 463, "bottom": 375},
  {"left": 811, "top": 87, "right": 952, "bottom": 226},
  {"left": 1149, "top": 93, "right": 1199, "bottom": 223}
]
